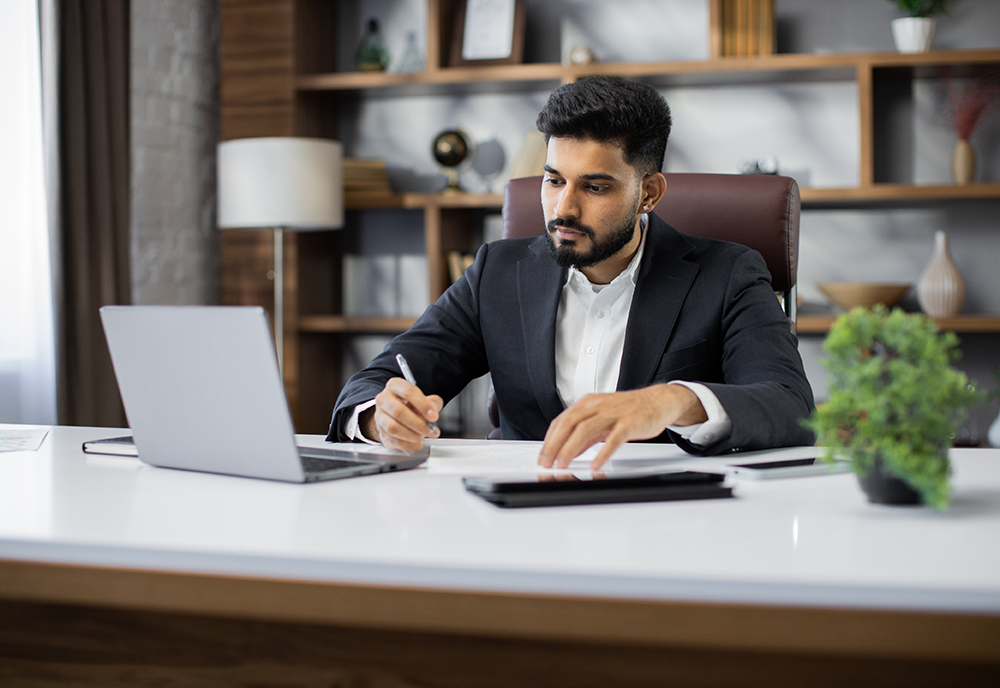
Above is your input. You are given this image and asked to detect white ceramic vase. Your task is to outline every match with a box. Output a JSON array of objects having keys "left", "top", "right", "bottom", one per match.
[
  {"left": 891, "top": 17, "right": 936, "bottom": 54},
  {"left": 917, "top": 230, "right": 966, "bottom": 317},
  {"left": 989, "top": 410, "right": 1000, "bottom": 448}
]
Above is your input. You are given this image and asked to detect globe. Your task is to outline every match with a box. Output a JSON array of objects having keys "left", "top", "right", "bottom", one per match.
[{"left": 433, "top": 130, "right": 470, "bottom": 168}]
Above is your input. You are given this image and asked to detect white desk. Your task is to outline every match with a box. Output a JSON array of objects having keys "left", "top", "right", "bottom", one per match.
[{"left": 1, "top": 424, "right": 999, "bottom": 686}]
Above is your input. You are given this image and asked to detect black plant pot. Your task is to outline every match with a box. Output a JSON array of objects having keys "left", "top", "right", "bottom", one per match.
[{"left": 857, "top": 458, "right": 922, "bottom": 506}]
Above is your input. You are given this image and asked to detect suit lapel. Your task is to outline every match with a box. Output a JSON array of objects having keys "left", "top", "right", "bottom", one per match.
[
  {"left": 617, "top": 216, "right": 699, "bottom": 390},
  {"left": 517, "top": 237, "right": 567, "bottom": 420}
]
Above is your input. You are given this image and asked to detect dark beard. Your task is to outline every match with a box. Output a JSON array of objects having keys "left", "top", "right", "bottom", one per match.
[{"left": 544, "top": 205, "right": 640, "bottom": 270}]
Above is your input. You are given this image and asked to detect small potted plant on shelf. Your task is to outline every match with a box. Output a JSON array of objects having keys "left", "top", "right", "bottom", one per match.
[
  {"left": 808, "top": 306, "right": 978, "bottom": 510},
  {"left": 887, "top": 0, "right": 948, "bottom": 53}
]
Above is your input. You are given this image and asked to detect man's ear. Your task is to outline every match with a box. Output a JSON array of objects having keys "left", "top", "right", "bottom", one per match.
[{"left": 640, "top": 172, "right": 667, "bottom": 213}]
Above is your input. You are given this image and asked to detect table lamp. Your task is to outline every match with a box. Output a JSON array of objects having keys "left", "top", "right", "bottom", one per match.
[{"left": 217, "top": 137, "right": 344, "bottom": 372}]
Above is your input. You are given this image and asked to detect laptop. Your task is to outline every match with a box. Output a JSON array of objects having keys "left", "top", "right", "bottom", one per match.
[{"left": 99, "top": 305, "right": 427, "bottom": 482}]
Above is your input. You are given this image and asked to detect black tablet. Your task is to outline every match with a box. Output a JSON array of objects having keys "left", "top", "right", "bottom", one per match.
[{"left": 463, "top": 470, "right": 731, "bottom": 508}]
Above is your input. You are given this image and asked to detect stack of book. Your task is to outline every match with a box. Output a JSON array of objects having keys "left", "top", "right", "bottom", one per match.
[
  {"left": 718, "top": 0, "right": 774, "bottom": 57},
  {"left": 343, "top": 158, "right": 395, "bottom": 205}
]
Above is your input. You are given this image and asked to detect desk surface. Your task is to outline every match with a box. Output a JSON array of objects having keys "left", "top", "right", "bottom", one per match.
[{"left": 2, "top": 424, "right": 999, "bottom": 618}]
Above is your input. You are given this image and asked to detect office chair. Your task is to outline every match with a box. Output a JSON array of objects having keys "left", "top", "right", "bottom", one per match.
[{"left": 487, "top": 172, "right": 801, "bottom": 436}]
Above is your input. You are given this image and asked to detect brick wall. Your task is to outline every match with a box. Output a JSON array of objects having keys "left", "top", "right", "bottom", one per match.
[{"left": 130, "top": 0, "right": 220, "bottom": 305}]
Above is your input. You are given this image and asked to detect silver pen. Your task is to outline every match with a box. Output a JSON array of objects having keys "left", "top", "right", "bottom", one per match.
[{"left": 395, "top": 354, "right": 438, "bottom": 433}]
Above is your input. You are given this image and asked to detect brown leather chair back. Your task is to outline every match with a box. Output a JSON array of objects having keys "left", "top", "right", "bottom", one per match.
[{"left": 502, "top": 173, "right": 800, "bottom": 300}]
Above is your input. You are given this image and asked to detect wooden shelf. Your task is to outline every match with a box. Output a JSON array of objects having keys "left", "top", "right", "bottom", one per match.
[
  {"left": 346, "top": 192, "right": 504, "bottom": 211},
  {"left": 297, "top": 49, "right": 1000, "bottom": 95},
  {"left": 800, "top": 183, "right": 1000, "bottom": 206},
  {"left": 798, "top": 314, "right": 1000, "bottom": 335},
  {"left": 298, "top": 315, "right": 418, "bottom": 334}
]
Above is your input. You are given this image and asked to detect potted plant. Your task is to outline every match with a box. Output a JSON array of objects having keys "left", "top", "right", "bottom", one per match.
[
  {"left": 808, "top": 306, "right": 978, "bottom": 510},
  {"left": 887, "top": 0, "right": 948, "bottom": 53}
]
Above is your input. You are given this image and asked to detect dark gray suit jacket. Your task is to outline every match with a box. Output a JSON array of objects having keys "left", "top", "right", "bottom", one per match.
[{"left": 328, "top": 214, "right": 815, "bottom": 454}]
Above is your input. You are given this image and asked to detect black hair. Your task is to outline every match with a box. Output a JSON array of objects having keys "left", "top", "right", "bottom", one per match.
[{"left": 535, "top": 76, "right": 672, "bottom": 177}]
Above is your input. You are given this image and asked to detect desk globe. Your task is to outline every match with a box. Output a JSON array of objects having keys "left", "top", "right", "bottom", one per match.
[{"left": 433, "top": 130, "right": 472, "bottom": 193}]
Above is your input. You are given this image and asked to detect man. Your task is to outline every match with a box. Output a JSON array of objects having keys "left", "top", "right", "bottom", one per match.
[{"left": 329, "top": 76, "right": 815, "bottom": 469}]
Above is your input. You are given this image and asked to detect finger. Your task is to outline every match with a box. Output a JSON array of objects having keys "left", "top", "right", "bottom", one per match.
[
  {"left": 554, "top": 415, "right": 611, "bottom": 468},
  {"left": 538, "top": 412, "right": 576, "bottom": 468},
  {"left": 384, "top": 380, "right": 440, "bottom": 437},
  {"left": 589, "top": 427, "right": 629, "bottom": 471},
  {"left": 376, "top": 388, "right": 435, "bottom": 441},
  {"left": 373, "top": 405, "right": 426, "bottom": 451}
]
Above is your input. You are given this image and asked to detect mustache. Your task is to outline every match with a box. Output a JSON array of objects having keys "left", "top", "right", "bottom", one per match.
[{"left": 546, "top": 217, "right": 594, "bottom": 238}]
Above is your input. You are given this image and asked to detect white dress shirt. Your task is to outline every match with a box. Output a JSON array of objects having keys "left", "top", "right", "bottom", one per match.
[{"left": 346, "top": 215, "right": 731, "bottom": 447}]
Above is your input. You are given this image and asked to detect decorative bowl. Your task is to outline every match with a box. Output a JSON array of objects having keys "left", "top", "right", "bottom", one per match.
[{"left": 816, "top": 282, "right": 911, "bottom": 311}]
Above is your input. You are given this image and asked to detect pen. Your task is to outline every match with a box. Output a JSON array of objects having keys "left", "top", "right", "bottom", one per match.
[{"left": 395, "top": 354, "right": 438, "bottom": 433}]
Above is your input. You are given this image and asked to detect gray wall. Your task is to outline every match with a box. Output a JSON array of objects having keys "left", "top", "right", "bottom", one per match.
[{"left": 130, "top": 0, "right": 220, "bottom": 306}]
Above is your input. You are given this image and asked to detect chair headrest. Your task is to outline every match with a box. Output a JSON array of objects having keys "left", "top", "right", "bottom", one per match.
[{"left": 502, "top": 173, "right": 799, "bottom": 292}]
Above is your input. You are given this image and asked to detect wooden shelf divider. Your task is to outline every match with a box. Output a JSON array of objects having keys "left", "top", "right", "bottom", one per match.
[{"left": 798, "top": 314, "right": 1000, "bottom": 335}]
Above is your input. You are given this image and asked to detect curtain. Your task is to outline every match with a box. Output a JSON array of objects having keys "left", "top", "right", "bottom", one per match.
[
  {"left": 0, "top": 1, "right": 57, "bottom": 425},
  {"left": 50, "top": 0, "right": 131, "bottom": 427}
]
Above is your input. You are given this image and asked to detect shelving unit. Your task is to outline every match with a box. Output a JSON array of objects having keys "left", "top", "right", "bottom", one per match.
[
  {"left": 798, "top": 314, "right": 1000, "bottom": 335},
  {"left": 221, "top": 0, "right": 1000, "bottom": 433}
]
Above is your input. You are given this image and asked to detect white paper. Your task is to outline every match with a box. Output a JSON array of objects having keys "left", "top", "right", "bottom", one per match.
[
  {"left": 425, "top": 439, "right": 691, "bottom": 476},
  {"left": 0, "top": 428, "right": 48, "bottom": 452}
]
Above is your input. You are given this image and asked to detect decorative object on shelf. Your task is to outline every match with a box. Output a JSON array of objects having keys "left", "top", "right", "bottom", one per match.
[
  {"left": 717, "top": 0, "right": 774, "bottom": 57},
  {"left": 432, "top": 130, "right": 473, "bottom": 194},
  {"left": 343, "top": 158, "right": 394, "bottom": 205},
  {"left": 989, "top": 368, "right": 1000, "bottom": 448},
  {"left": 807, "top": 306, "right": 978, "bottom": 509},
  {"left": 450, "top": 0, "right": 525, "bottom": 67},
  {"left": 568, "top": 45, "right": 596, "bottom": 65},
  {"left": 943, "top": 75, "right": 1000, "bottom": 185},
  {"left": 396, "top": 31, "right": 424, "bottom": 73},
  {"left": 217, "top": 137, "right": 344, "bottom": 372},
  {"left": 739, "top": 156, "right": 778, "bottom": 175},
  {"left": 816, "top": 282, "right": 911, "bottom": 311},
  {"left": 355, "top": 18, "right": 391, "bottom": 72},
  {"left": 917, "top": 230, "right": 965, "bottom": 317},
  {"left": 471, "top": 138, "right": 506, "bottom": 193},
  {"left": 887, "top": 0, "right": 947, "bottom": 53}
]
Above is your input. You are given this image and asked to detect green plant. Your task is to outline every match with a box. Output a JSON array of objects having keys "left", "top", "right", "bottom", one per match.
[
  {"left": 889, "top": 0, "right": 949, "bottom": 18},
  {"left": 807, "top": 306, "right": 978, "bottom": 509}
]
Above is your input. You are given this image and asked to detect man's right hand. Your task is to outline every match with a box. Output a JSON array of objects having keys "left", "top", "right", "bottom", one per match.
[{"left": 360, "top": 377, "right": 443, "bottom": 451}]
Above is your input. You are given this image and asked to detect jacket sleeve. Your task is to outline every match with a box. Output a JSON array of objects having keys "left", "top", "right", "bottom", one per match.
[
  {"left": 670, "top": 249, "right": 815, "bottom": 455},
  {"left": 327, "top": 243, "right": 492, "bottom": 441}
]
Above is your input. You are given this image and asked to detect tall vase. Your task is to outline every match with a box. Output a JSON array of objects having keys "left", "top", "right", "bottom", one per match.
[
  {"left": 952, "top": 140, "right": 976, "bottom": 185},
  {"left": 917, "top": 230, "right": 966, "bottom": 318}
]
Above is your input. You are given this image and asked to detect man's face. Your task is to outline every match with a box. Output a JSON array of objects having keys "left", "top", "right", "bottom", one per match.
[{"left": 541, "top": 137, "right": 644, "bottom": 273}]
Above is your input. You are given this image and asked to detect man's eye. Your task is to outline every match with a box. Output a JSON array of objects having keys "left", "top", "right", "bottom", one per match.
[
  {"left": 588, "top": 185, "right": 607, "bottom": 193},
  {"left": 544, "top": 177, "right": 564, "bottom": 186}
]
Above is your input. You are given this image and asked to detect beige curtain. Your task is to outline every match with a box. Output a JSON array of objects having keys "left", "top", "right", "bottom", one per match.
[{"left": 50, "top": 0, "right": 131, "bottom": 426}]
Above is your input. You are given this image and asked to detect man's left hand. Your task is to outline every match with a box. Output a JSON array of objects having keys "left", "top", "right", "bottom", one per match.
[{"left": 538, "top": 384, "right": 708, "bottom": 470}]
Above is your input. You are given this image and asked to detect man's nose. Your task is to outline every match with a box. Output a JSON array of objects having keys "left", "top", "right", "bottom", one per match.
[{"left": 553, "top": 185, "right": 580, "bottom": 219}]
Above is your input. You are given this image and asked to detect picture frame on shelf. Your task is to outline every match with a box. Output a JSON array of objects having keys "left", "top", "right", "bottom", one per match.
[{"left": 449, "top": 0, "right": 525, "bottom": 68}]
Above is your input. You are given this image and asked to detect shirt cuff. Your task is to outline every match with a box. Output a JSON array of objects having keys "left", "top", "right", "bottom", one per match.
[
  {"left": 344, "top": 399, "right": 379, "bottom": 444},
  {"left": 665, "top": 381, "right": 732, "bottom": 447}
]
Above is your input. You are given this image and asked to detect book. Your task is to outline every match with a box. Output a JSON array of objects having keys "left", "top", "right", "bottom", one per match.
[{"left": 82, "top": 435, "right": 137, "bottom": 457}]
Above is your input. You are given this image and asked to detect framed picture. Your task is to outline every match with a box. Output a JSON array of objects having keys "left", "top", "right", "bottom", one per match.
[{"left": 450, "top": 0, "right": 526, "bottom": 67}]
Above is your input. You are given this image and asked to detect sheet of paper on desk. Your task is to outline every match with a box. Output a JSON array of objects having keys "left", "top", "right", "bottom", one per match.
[
  {"left": 0, "top": 428, "right": 49, "bottom": 452},
  {"left": 425, "top": 440, "right": 691, "bottom": 475}
]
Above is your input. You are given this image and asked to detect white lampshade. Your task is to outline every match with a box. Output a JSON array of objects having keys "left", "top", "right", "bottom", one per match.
[{"left": 217, "top": 137, "right": 344, "bottom": 230}]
